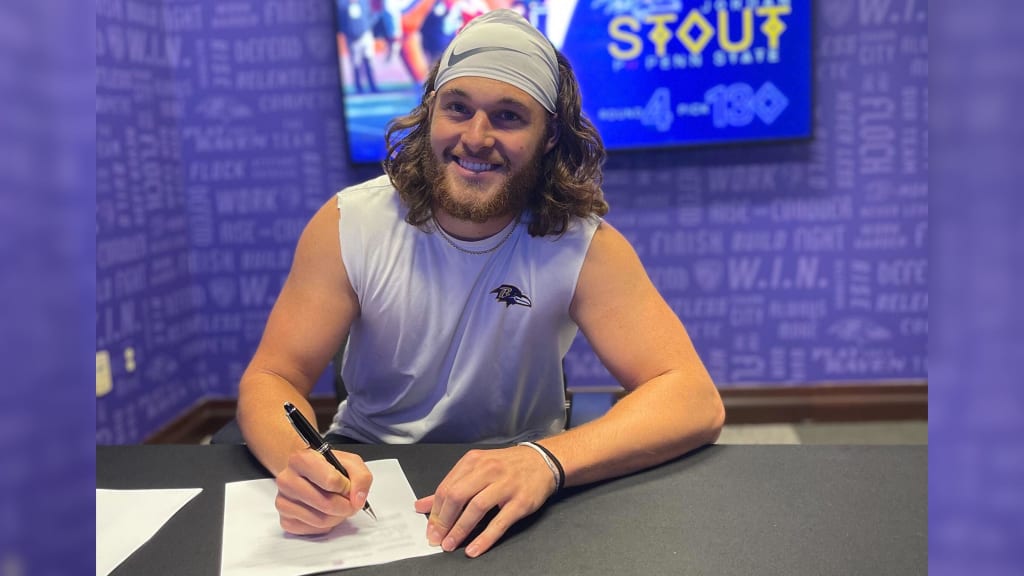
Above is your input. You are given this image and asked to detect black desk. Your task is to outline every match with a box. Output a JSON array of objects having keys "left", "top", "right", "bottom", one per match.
[{"left": 97, "top": 444, "right": 926, "bottom": 575}]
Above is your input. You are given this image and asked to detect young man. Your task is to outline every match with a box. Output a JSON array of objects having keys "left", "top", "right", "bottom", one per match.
[{"left": 237, "top": 9, "right": 724, "bottom": 558}]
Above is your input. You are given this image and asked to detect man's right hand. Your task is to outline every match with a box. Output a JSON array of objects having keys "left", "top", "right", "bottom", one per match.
[{"left": 274, "top": 449, "right": 374, "bottom": 535}]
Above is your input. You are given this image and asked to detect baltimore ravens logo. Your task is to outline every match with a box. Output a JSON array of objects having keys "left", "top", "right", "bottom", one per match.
[{"left": 490, "top": 284, "right": 532, "bottom": 308}]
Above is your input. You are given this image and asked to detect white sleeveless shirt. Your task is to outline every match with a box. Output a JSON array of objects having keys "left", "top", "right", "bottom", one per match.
[{"left": 327, "top": 175, "right": 599, "bottom": 443}]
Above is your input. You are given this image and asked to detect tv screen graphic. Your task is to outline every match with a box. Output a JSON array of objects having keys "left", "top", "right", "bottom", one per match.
[{"left": 334, "top": 1, "right": 812, "bottom": 164}]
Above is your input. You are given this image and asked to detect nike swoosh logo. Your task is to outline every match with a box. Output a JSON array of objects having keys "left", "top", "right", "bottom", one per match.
[{"left": 447, "top": 46, "right": 531, "bottom": 67}]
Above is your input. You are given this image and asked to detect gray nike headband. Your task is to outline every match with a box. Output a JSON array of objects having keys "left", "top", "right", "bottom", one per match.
[{"left": 434, "top": 9, "right": 559, "bottom": 114}]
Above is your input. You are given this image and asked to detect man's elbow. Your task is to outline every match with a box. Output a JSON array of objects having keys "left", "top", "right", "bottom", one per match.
[{"left": 702, "top": 381, "right": 726, "bottom": 445}]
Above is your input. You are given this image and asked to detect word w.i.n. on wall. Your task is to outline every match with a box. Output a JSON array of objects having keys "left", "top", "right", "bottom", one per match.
[
  {"left": 564, "top": 0, "right": 928, "bottom": 387},
  {"left": 97, "top": 0, "right": 927, "bottom": 443}
]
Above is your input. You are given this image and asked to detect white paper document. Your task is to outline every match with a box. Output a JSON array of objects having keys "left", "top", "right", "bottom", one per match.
[
  {"left": 96, "top": 487, "right": 203, "bottom": 576},
  {"left": 221, "top": 458, "right": 441, "bottom": 576}
]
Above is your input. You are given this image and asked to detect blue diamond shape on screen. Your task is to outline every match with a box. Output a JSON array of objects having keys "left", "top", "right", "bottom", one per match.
[{"left": 754, "top": 82, "right": 788, "bottom": 125}]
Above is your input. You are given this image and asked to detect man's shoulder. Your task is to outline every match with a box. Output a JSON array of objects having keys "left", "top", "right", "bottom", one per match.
[
  {"left": 531, "top": 214, "right": 602, "bottom": 244},
  {"left": 336, "top": 175, "right": 406, "bottom": 229},
  {"left": 337, "top": 174, "right": 396, "bottom": 199},
  {"left": 336, "top": 174, "right": 403, "bottom": 212}
]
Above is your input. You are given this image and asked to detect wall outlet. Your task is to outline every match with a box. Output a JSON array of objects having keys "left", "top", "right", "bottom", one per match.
[{"left": 97, "top": 350, "right": 112, "bottom": 397}]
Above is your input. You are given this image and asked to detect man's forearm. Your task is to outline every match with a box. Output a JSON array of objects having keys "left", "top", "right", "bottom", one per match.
[
  {"left": 237, "top": 370, "right": 320, "bottom": 476},
  {"left": 539, "top": 372, "right": 724, "bottom": 488}
]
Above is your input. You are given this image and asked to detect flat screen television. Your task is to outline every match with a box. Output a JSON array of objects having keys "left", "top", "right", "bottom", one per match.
[{"left": 333, "top": 0, "right": 812, "bottom": 164}]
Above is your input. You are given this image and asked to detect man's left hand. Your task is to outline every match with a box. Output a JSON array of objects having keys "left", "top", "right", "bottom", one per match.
[{"left": 413, "top": 445, "right": 558, "bottom": 557}]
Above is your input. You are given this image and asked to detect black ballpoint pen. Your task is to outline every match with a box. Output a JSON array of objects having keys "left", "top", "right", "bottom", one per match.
[{"left": 283, "top": 402, "right": 377, "bottom": 520}]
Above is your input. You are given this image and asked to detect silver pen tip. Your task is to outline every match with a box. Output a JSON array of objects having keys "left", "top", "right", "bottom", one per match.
[{"left": 364, "top": 505, "right": 378, "bottom": 521}]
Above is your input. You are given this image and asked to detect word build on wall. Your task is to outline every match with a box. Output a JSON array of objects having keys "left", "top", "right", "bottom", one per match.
[{"left": 565, "top": 0, "right": 928, "bottom": 387}]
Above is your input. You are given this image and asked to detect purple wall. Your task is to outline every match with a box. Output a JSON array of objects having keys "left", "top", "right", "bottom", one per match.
[{"left": 96, "top": 0, "right": 927, "bottom": 444}]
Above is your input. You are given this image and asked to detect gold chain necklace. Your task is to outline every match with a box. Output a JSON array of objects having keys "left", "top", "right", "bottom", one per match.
[{"left": 433, "top": 216, "right": 518, "bottom": 255}]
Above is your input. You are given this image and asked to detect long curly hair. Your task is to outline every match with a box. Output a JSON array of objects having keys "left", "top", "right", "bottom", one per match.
[{"left": 382, "top": 51, "right": 609, "bottom": 237}]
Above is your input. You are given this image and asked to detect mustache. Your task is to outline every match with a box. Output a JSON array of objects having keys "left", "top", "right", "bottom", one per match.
[
  {"left": 451, "top": 150, "right": 503, "bottom": 166},
  {"left": 419, "top": 144, "right": 542, "bottom": 224}
]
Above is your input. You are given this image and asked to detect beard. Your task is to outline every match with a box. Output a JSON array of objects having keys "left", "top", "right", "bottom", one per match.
[{"left": 421, "top": 144, "right": 544, "bottom": 224}]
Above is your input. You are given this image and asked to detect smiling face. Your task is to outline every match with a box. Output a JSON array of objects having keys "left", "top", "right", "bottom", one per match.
[{"left": 425, "top": 76, "right": 558, "bottom": 225}]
